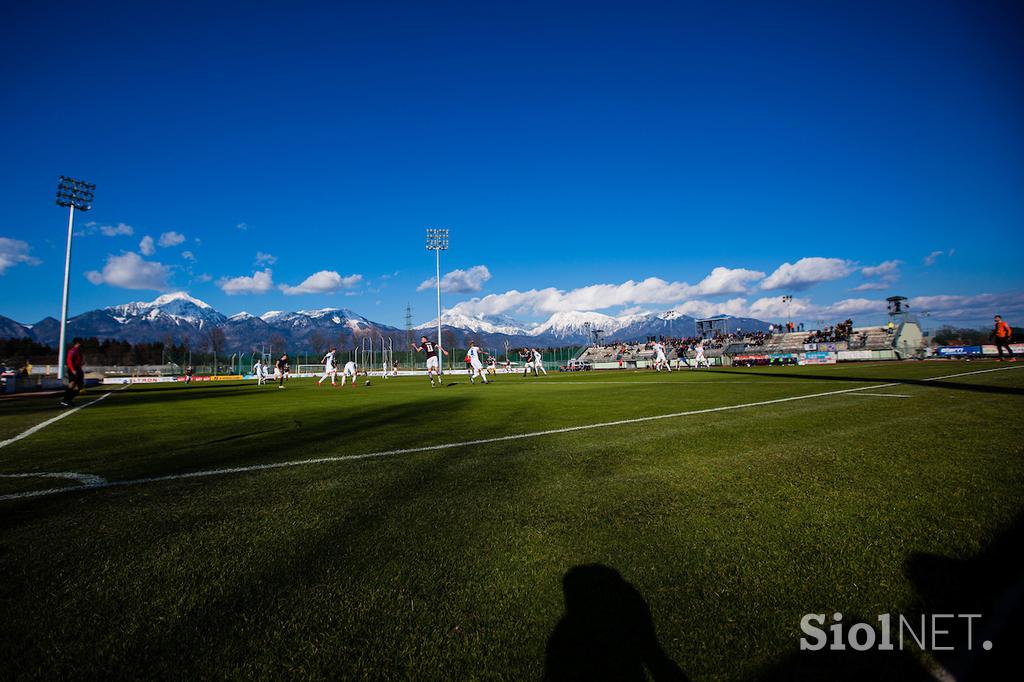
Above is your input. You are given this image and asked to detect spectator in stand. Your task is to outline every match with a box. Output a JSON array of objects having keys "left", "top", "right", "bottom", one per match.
[
  {"left": 60, "top": 338, "right": 85, "bottom": 408},
  {"left": 992, "top": 315, "right": 1016, "bottom": 361}
]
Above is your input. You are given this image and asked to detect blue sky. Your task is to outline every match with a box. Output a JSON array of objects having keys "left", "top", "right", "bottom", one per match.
[{"left": 1, "top": 0, "right": 1022, "bottom": 329}]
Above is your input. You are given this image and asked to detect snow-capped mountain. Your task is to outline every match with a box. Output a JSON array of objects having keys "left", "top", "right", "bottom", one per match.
[
  {"left": 259, "top": 308, "right": 382, "bottom": 333},
  {"left": 418, "top": 312, "right": 531, "bottom": 336},
  {"left": 106, "top": 292, "right": 226, "bottom": 327},
  {"left": 527, "top": 311, "right": 623, "bottom": 340},
  {"left": 5, "top": 292, "right": 771, "bottom": 351}
]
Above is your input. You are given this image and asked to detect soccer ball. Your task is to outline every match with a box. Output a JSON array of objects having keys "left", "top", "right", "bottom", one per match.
[{"left": 364, "top": 379, "right": 371, "bottom": 386}]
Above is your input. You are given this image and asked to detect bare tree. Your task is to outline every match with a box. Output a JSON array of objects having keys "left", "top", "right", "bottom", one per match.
[
  {"left": 269, "top": 333, "right": 287, "bottom": 359},
  {"left": 308, "top": 330, "right": 327, "bottom": 356},
  {"left": 206, "top": 326, "right": 227, "bottom": 375}
]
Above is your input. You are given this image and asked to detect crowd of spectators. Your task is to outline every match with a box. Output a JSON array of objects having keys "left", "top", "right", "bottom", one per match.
[
  {"left": 586, "top": 329, "right": 780, "bottom": 360},
  {"left": 803, "top": 319, "right": 854, "bottom": 344}
]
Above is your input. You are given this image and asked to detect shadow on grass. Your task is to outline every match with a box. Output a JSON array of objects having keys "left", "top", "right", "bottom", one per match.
[
  {"left": 0, "top": 440, "right": 540, "bottom": 678},
  {"left": 752, "top": 514, "right": 1024, "bottom": 681},
  {"left": 719, "top": 367, "right": 1024, "bottom": 397},
  {"left": 545, "top": 564, "right": 688, "bottom": 681}
]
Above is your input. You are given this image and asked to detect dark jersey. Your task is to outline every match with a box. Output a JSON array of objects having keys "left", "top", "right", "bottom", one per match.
[
  {"left": 66, "top": 346, "right": 83, "bottom": 372},
  {"left": 419, "top": 341, "right": 438, "bottom": 358},
  {"left": 276, "top": 358, "right": 288, "bottom": 372}
]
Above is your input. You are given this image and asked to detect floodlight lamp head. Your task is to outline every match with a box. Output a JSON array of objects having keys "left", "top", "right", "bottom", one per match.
[{"left": 55, "top": 175, "right": 96, "bottom": 211}]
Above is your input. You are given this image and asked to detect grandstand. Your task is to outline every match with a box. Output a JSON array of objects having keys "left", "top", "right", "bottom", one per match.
[{"left": 574, "top": 320, "right": 927, "bottom": 368}]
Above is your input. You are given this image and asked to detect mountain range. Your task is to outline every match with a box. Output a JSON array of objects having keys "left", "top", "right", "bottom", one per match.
[{"left": 0, "top": 292, "right": 771, "bottom": 351}]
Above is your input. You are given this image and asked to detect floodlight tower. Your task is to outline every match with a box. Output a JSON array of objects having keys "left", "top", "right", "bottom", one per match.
[
  {"left": 782, "top": 295, "right": 793, "bottom": 328},
  {"left": 425, "top": 228, "right": 449, "bottom": 349},
  {"left": 55, "top": 176, "right": 96, "bottom": 380}
]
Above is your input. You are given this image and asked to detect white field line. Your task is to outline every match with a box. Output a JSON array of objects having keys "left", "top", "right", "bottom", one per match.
[
  {"left": 0, "top": 364, "right": 1020, "bottom": 503},
  {"left": 0, "top": 471, "right": 107, "bottom": 485},
  {"left": 530, "top": 380, "right": 851, "bottom": 385},
  {"left": 0, "top": 392, "right": 112, "bottom": 451},
  {"left": 848, "top": 393, "right": 911, "bottom": 398}
]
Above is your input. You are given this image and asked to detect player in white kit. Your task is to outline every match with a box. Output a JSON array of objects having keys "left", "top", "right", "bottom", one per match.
[
  {"left": 318, "top": 347, "right": 338, "bottom": 386},
  {"left": 653, "top": 341, "right": 672, "bottom": 372},
  {"left": 693, "top": 342, "right": 710, "bottom": 369},
  {"left": 531, "top": 348, "right": 548, "bottom": 376},
  {"left": 467, "top": 342, "right": 489, "bottom": 384},
  {"left": 342, "top": 359, "right": 359, "bottom": 387}
]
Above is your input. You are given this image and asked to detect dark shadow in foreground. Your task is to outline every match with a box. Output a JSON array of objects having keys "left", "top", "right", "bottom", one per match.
[
  {"left": 752, "top": 513, "right": 1024, "bottom": 681},
  {"left": 545, "top": 563, "right": 688, "bottom": 681}
]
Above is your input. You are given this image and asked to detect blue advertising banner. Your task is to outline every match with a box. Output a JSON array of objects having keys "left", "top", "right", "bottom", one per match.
[{"left": 935, "top": 346, "right": 983, "bottom": 357}]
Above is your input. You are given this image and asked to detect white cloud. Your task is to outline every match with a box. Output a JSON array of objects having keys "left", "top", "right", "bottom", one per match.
[
  {"left": 760, "top": 257, "right": 855, "bottom": 291},
  {"left": 182, "top": 250, "right": 196, "bottom": 262},
  {"left": 85, "top": 252, "right": 170, "bottom": 290},
  {"left": 850, "top": 281, "right": 891, "bottom": 292},
  {"left": 667, "top": 297, "right": 754, "bottom": 319},
  {"left": 280, "top": 270, "right": 362, "bottom": 295},
  {"left": 450, "top": 277, "right": 700, "bottom": 317},
  {"left": 860, "top": 260, "right": 902, "bottom": 278},
  {"left": 0, "top": 237, "right": 40, "bottom": 274},
  {"left": 139, "top": 235, "right": 155, "bottom": 256},
  {"left": 923, "top": 250, "right": 953, "bottom": 266},
  {"left": 99, "top": 222, "right": 134, "bottom": 237},
  {"left": 853, "top": 259, "right": 902, "bottom": 291},
  {"left": 195, "top": 273, "right": 213, "bottom": 283},
  {"left": 158, "top": 231, "right": 186, "bottom": 248},
  {"left": 694, "top": 266, "right": 765, "bottom": 295},
  {"left": 219, "top": 269, "right": 274, "bottom": 295},
  {"left": 909, "top": 292, "right": 1024, "bottom": 320},
  {"left": 254, "top": 251, "right": 277, "bottom": 266},
  {"left": 236, "top": 222, "right": 248, "bottom": 231},
  {"left": 418, "top": 265, "right": 492, "bottom": 293},
  {"left": 822, "top": 298, "right": 886, "bottom": 317}
]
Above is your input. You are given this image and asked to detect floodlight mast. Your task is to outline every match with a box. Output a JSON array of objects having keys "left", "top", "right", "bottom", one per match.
[
  {"left": 54, "top": 176, "right": 95, "bottom": 380},
  {"left": 425, "top": 228, "right": 449, "bottom": 352}
]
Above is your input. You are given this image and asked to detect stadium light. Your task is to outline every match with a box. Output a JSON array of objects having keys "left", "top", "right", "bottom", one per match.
[
  {"left": 54, "top": 176, "right": 96, "bottom": 380},
  {"left": 425, "top": 227, "right": 449, "bottom": 350},
  {"left": 781, "top": 295, "right": 793, "bottom": 328}
]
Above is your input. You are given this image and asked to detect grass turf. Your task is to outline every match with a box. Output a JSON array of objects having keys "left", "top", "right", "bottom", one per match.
[{"left": 1, "top": 361, "right": 1022, "bottom": 680}]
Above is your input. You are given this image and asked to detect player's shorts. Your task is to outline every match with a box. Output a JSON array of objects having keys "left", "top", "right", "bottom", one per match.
[
  {"left": 533, "top": 360, "right": 543, "bottom": 368},
  {"left": 426, "top": 356, "right": 440, "bottom": 371},
  {"left": 344, "top": 363, "right": 357, "bottom": 376},
  {"left": 323, "top": 366, "right": 336, "bottom": 375},
  {"left": 656, "top": 353, "right": 668, "bottom": 363},
  {"left": 471, "top": 359, "right": 484, "bottom": 371}
]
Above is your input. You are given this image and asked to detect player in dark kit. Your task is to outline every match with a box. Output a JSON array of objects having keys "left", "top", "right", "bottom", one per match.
[
  {"left": 60, "top": 338, "right": 85, "bottom": 408},
  {"left": 276, "top": 354, "right": 290, "bottom": 389},
  {"left": 411, "top": 335, "right": 449, "bottom": 387},
  {"left": 519, "top": 347, "right": 535, "bottom": 377}
]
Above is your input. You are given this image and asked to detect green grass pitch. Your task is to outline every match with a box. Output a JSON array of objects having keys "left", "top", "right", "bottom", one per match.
[{"left": 1, "top": 361, "right": 1022, "bottom": 680}]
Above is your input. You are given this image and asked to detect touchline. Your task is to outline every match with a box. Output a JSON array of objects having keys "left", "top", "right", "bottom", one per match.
[{"left": 800, "top": 613, "right": 993, "bottom": 652}]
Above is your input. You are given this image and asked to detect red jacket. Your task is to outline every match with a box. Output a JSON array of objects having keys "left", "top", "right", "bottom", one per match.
[
  {"left": 995, "top": 321, "right": 1012, "bottom": 339},
  {"left": 66, "top": 346, "right": 83, "bottom": 372}
]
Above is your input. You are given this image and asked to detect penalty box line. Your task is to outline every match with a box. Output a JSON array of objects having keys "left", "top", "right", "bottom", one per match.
[
  {"left": 0, "top": 364, "right": 1020, "bottom": 503},
  {"left": 0, "top": 392, "right": 113, "bottom": 452}
]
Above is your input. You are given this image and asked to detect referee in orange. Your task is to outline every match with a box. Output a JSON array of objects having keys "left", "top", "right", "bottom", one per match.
[{"left": 992, "top": 315, "right": 1016, "bottom": 362}]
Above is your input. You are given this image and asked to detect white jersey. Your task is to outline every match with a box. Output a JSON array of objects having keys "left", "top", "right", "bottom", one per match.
[
  {"left": 323, "top": 350, "right": 336, "bottom": 368},
  {"left": 344, "top": 361, "right": 357, "bottom": 375},
  {"left": 468, "top": 346, "right": 484, "bottom": 368},
  {"left": 532, "top": 350, "right": 543, "bottom": 363}
]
